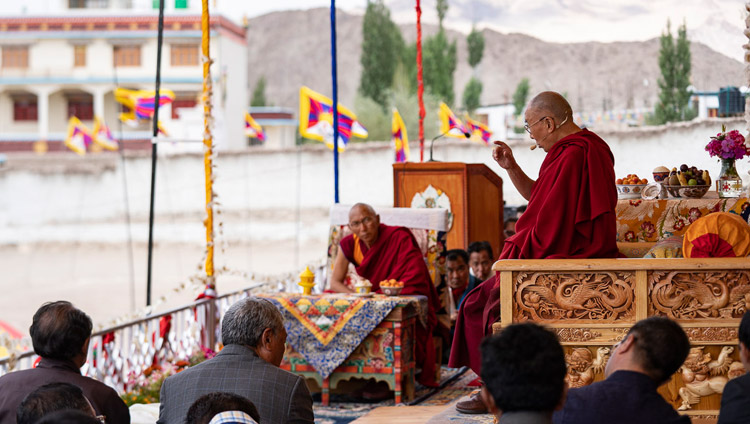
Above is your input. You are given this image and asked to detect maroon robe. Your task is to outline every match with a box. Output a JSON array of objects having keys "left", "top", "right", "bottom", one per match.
[
  {"left": 448, "top": 129, "right": 620, "bottom": 374},
  {"left": 340, "top": 223, "right": 440, "bottom": 386}
]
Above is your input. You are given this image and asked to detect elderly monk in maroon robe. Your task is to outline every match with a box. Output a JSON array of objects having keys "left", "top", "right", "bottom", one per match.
[
  {"left": 451, "top": 91, "right": 619, "bottom": 414},
  {"left": 330, "top": 203, "right": 441, "bottom": 387}
]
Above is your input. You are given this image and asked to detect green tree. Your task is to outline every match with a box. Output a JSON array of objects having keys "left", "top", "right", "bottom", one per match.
[
  {"left": 654, "top": 20, "right": 693, "bottom": 124},
  {"left": 359, "top": 0, "right": 405, "bottom": 109},
  {"left": 251, "top": 76, "right": 267, "bottom": 107},
  {"left": 463, "top": 77, "right": 482, "bottom": 114},
  {"left": 512, "top": 78, "right": 530, "bottom": 116},
  {"left": 436, "top": 0, "right": 448, "bottom": 27},
  {"left": 423, "top": 30, "right": 457, "bottom": 105},
  {"left": 467, "top": 27, "right": 484, "bottom": 68}
]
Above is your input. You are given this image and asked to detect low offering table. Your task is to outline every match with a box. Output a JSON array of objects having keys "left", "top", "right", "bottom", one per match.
[{"left": 257, "top": 293, "right": 426, "bottom": 405}]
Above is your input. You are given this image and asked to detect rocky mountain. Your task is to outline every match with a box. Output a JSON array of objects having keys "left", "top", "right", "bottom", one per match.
[{"left": 246, "top": 8, "right": 744, "bottom": 113}]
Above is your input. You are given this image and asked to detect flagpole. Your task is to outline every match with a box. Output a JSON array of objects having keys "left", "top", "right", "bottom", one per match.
[
  {"left": 416, "top": 0, "right": 425, "bottom": 162},
  {"left": 330, "top": 0, "right": 340, "bottom": 203},
  {"left": 146, "top": 0, "right": 166, "bottom": 306}
]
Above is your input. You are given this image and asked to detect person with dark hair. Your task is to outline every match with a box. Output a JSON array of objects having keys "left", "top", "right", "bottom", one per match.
[
  {"left": 480, "top": 323, "right": 567, "bottom": 423},
  {"left": 35, "top": 409, "right": 102, "bottom": 424},
  {"left": 445, "top": 249, "right": 479, "bottom": 310},
  {"left": 467, "top": 241, "right": 494, "bottom": 282},
  {"left": 157, "top": 297, "right": 313, "bottom": 424},
  {"left": 553, "top": 317, "right": 691, "bottom": 424},
  {"left": 717, "top": 312, "right": 750, "bottom": 424},
  {"left": 0, "top": 301, "right": 129, "bottom": 424},
  {"left": 504, "top": 218, "right": 518, "bottom": 238},
  {"left": 451, "top": 91, "right": 620, "bottom": 414},
  {"left": 186, "top": 392, "right": 260, "bottom": 424},
  {"left": 16, "top": 382, "right": 96, "bottom": 424}
]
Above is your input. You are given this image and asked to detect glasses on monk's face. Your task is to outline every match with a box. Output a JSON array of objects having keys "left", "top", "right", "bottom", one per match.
[
  {"left": 95, "top": 415, "right": 107, "bottom": 424},
  {"left": 523, "top": 116, "right": 549, "bottom": 134},
  {"left": 349, "top": 216, "right": 375, "bottom": 230}
]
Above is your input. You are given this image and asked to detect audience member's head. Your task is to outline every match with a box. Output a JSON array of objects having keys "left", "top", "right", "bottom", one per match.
[
  {"left": 445, "top": 249, "right": 470, "bottom": 290},
  {"left": 467, "top": 241, "right": 494, "bottom": 281},
  {"left": 35, "top": 409, "right": 102, "bottom": 424},
  {"left": 17, "top": 382, "right": 96, "bottom": 424},
  {"left": 480, "top": 323, "right": 567, "bottom": 418},
  {"left": 186, "top": 392, "right": 260, "bottom": 424},
  {"left": 348, "top": 203, "right": 381, "bottom": 248},
  {"left": 504, "top": 218, "right": 518, "bottom": 238},
  {"left": 222, "top": 297, "right": 287, "bottom": 366},
  {"left": 605, "top": 316, "right": 690, "bottom": 385},
  {"left": 30, "top": 301, "right": 93, "bottom": 366},
  {"left": 516, "top": 205, "right": 527, "bottom": 218},
  {"left": 739, "top": 312, "right": 750, "bottom": 370}
]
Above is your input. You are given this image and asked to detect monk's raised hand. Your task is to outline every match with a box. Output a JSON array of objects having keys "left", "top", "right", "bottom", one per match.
[{"left": 492, "top": 140, "right": 516, "bottom": 170}]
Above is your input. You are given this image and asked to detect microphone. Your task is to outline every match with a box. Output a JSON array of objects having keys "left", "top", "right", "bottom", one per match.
[{"left": 429, "top": 130, "right": 471, "bottom": 162}]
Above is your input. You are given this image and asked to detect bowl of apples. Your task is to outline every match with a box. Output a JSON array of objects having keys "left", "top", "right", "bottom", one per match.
[
  {"left": 380, "top": 279, "right": 404, "bottom": 296},
  {"left": 616, "top": 174, "right": 648, "bottom": 199}
]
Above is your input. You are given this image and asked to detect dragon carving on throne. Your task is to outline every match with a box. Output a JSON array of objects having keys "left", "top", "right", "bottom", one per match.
[{"left": 678, "top": 346, "right": 735, "bottom": 410}]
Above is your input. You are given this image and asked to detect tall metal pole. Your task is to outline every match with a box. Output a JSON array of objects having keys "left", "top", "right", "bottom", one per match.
[
  {"left": 146, "top": 0, "right": 166, "bottom": 306},
  {"left": 330, "top": 0, "right": 340, "bottom": 203},
  {"left": 416, "top": 0, "right": 425, "bottom": 162},
  {"left": 201, "top": 0, "right": 216, "bottom": 291}
]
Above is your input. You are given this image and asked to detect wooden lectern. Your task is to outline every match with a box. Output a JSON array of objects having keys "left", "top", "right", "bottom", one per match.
[{"left": 393, "top": 162, "right": 504, "bottom": 257}]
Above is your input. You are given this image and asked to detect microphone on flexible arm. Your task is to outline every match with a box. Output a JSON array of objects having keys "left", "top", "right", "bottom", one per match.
[{"left": 428, "top": 129, "right": 471, "bottom": 162}]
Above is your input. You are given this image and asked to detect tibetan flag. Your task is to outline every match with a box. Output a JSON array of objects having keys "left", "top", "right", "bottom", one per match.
[
  {"left": 157, "top": 121, "right": 169, "bottom": 137},
  {"left": 245, "top": 112, "right": 266, "bottom": 141},
  {"left": 64, "top": 116, "right": 92, "bottom": 155},
  {"left": 392, "top": 109, "right": 409, "bottom": 163},
  {"left": 115, "top": 87, "right": 175, "bottom": 122},
  {"left": 92, "top": 116, "right": 119, "bottom": 151},
  {"left": 299, "top": 86, "right": 368, "bottom": 151},
  {"left": 465, "top": 116, "right": 492, "bottom": 145},
  {"left": 438, "top": 102, "right": 469, "bottom": 138}
]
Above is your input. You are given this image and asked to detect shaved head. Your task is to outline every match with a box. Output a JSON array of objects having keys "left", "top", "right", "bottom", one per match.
[
  {"left": 527, "top": 91, "right": 572, "bottom": 122},
  {"left": 350, "top": 203, "right": 376, "bottom": 216}
]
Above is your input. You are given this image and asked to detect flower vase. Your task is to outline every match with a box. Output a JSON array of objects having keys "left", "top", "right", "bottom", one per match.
[{"left": 716, "top": 158, "right": 743, "bottom": 198}]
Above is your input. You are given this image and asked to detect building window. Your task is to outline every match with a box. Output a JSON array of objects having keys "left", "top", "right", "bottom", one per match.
[
  {"left": 2, "top": 46, "right": 29, "bottom": 69},
  {"left": 171, "top": 97, "right": 197, "bottom": 119},
  {"left": 113, "top": 45, "right": 141, "bottom": 67},
  {"left": 68, "top": 97, "right": 94, "bottom": 120},
  {"left": 73, "top": 45, "right": 86, "bottom": 67},
  {"left": 69, "top": 0, "right": 86, "bottom": 7},
  {"left": 69, "top": 0, "right": 109, "bottom": 7},
  {"left": 13, "top": 97, "right": 38, "bottom": 121},
  {"left": 171, "top": 44, "right": 199, "bottom": 66},
  {"left": 175, "top": 0, "right": 188, "bottom": 9}
]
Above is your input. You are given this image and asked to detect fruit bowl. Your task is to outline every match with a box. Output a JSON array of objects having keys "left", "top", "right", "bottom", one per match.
[
  {"left": 616, "top": 184, "right": 648, "bottom": 199},
  {"left": 381, "top": 286, "right": 403, "bottom": 296},
  {"left": 665, "top": 185, "right": 710, "bottom": 199}
]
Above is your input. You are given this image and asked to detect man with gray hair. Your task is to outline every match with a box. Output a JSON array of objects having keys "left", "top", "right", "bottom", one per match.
[{"left": 158, "top": 297, "right": 313, "bottom": 424}]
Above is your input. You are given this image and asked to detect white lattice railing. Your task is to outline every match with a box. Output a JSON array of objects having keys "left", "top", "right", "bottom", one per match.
[{"left": 0, "top": 282, "right": 274, "bottom": 394}]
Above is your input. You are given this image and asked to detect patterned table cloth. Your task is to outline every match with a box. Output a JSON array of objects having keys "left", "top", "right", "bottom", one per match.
[
  {"left": 616, "top": 195, "right": 749, "bottom": 242},
  {"left": 257, "top": 293, "right": 424, "bottom": 379}
]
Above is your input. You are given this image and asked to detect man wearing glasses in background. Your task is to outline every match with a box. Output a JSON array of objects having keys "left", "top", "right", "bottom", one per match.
[
  {"left": 450, "top": 91, "right": 620, "bottom": 414},
  {"left": 329, "top": 203, "right": 441, "bottom": 388}
]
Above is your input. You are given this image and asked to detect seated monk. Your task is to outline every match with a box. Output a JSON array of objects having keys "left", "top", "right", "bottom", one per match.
[
  {"left": 330, "top": 203, "right": 441, "bottom": 387},
  {"left": 451, "top": 91, "right": 620, "bottom": 414}
]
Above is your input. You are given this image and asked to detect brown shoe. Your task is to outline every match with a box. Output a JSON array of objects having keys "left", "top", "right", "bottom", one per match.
[{"left": 455, "top": 390, "right": 488, "bottom": 414}]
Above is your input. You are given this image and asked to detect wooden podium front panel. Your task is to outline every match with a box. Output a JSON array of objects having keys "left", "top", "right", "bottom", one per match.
[{"left": 467, "top": 166, "right": 503, "bottom": 257}]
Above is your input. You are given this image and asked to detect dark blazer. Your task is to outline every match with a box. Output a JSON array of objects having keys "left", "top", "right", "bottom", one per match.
[
  {"left": 718, "top": 373, "right": 750, "bottom": 424},
  {"left": 0, "top": 358, "right": 130, "bottom": 424},
  {"left": 157, "top": 344, "right": 314, "bottom": 424},
  {"left": 552, "top": 370, "right": 691, "bottom": 424}
]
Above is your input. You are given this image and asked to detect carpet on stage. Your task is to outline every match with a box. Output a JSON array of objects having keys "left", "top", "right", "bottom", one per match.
[{"left": 312, "top": 366, "right": 471, "bottom": 424}]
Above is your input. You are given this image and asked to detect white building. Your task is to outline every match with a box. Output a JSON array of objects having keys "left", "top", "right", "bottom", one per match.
[
  {"left": 474, "top": 103, "right": 520, "bottom": 142},
  {"left": 0, "top": 0, "right": 248, "bottom": 152}
]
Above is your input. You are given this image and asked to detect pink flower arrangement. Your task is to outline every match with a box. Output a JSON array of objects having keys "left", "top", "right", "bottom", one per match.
[{"left": 705, "top": 125, "right": 749, "bottom": 160}]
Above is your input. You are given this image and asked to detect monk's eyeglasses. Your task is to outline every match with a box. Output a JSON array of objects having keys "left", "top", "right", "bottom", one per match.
[
  {"left": 523, "top": 116, "right": 549, "bottom": 133},
  {"left": 349, "top": 216, "right": 374, "bottom": 229}
]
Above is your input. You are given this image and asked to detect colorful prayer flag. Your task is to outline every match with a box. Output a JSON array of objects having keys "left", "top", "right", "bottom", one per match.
[
  {"left": 64, "top": 116, "right": 92, "bottom": 155},
  {"left": 392, "top": 109, "right": 409, "bottom": 163},
  {"left": 92, "top": 116, "right": 119, "bottom": 151},
  {"left": 299, "top": 86, "right": 368, "bottom": 151},
  {"left": 465, "top": 116, "right": 493, "bottom": 145},
  {"left": 438, "top": 102, "right": 469, "bottom": 138},
  {"left": 115, "top": 87, "right": 175, "bottom": 122},
  {"left": 245, "top": 112, "right": 266, "bottom": 141}
]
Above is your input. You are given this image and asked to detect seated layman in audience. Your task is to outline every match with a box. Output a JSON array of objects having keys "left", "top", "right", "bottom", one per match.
[
  {"left": 186, "top": 392, "right": 260, "bottom": 424},
  {"left": 35, "top": 409, "right": 102, "bottom": 424},
  {"left": 445, "top": 249, "right": 480, "bottom": 310},
  {"left": 158, "top": 297, "right": 314, "bottom": 424},
  {"left": 717, "top": 311, "right": 750, "bottom": 424},
  {"left": 0, "top": 301, "right": 129, "bottom": 424},
  {"left": 480, "top": 323, "right": 567, "bottom": 424},
  {"left": 16, "top": 382, "right": 97, "bottom": 424},
  {"left": 552, "top": 316, "right": 691, "bottom": 424},
  {"left": 467, "top": 241, "right": 494, "bottom": 282}
]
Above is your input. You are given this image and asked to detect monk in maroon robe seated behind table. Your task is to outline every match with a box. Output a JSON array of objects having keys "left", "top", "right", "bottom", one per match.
[
  {"left": 451, "top": 91, "right": 620, "bottom": 414},
  {"left": 329, "top": 203, "right": 441, "bottom": 388}
]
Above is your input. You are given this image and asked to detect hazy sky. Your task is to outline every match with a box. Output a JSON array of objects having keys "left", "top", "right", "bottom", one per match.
[{"left": 1, "top": 0, "right": 745, "bottom": 60}]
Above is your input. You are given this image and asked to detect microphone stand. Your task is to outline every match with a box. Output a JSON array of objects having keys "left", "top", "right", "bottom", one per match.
[{"left": 428, "top": 130, "right": 471, "bottom": 162}]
